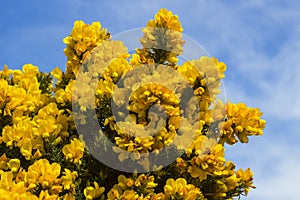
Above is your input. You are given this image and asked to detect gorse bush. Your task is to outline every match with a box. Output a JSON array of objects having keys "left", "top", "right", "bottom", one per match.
[{"left": 0, "top": 9, "right": 266, "bottom": 200}]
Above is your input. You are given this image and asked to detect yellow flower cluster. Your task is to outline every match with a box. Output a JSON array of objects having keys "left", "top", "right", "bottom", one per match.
[
  {"left": 0, "top": 64, "right": 46, "bottom": 116},
  {"left": 178, "top": 57, "right": 226, "bottom": 100},
  {"left": 107, "top": 176, "right": 205, "bottom": 200},
  {"left": 0, "top": 8, "right": 266, "bottom": 200},
  {"left": 177, "top": 57, "right": 226, "bottom": 126},
  {"left": 0, "top": 158, "right": 79, "bottom": 199},
  {"left": 135, "top": 8, "right": 185, "bottom": 65},
  {"left": 1, "top": 102, "right": 71, "bottom": 160},
  {"left": 53, "top": 20, "right": 113, "bottom": 109},
  {"left": 107, "top": 174, "right": 159, "bottom": 199},
  {"left": 84, "top": 181, "right": 105, "bottom": 200},
  {"left": 51, "top": 65, "right": 72, "bottom": 108},
  {"left": 0, "top": 62, "right": 103, "bottom": 199},
  {"left": 217, "top": 102, "right": 266, "bottom": 144},
  {"left": 105, "top": 55, "right": 227, "bottom": 168},
  {"left": 146, "top": 8, "right": 183, "bottom": 32},
  {"left": 117, "top": 12, "right": 228, "bottom": 168},
  {"left": 62, "top": 138, "right": 85, "bottom": 164},
  {"left": 111, "top": 82, "right": 181, "bottom": 161},
  {"left": 0, "top": 171, "right": 38, "bottom": 200},
  {"left": 175, "top": 135, "right": 256, "bottom": 198},
  {"left": 164, "top": 178, "right": 204, "bottom": 200},
  {"left": 187, "top": 136, "right": 229, "bottom": 179},
  {"left": 26, "top": 159, "right": 61, "bottom": 191},
  {"left": 63, "top": 20, "right": 110, "bottom": 78},
  {"left": 67, "top": 40, "right": 131, "bottom": 117},
  {"left": 102, "top": 62, "right": 198, "bottom": 167}
]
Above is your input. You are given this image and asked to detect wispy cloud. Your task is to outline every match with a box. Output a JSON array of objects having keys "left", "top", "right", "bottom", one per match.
[{"left": 226, "top": 140, "right": 300, "bottom": 200}]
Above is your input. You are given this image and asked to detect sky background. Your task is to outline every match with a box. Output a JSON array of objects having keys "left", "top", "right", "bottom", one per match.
[{"left": 1, "top": 1, "right": 300, "bottom": 199}]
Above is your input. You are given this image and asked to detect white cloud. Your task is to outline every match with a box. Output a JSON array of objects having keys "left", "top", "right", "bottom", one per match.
[
  {"left": 226, "top": 140, "right": 300, "bottom": 200},
  {"left": 224, "top": 34, "right": 300, "bottom": 120}
]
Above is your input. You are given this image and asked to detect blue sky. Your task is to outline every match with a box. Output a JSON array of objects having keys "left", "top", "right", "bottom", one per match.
[{"left": 1, "top": 1, "right": 300, "bottom": 199}]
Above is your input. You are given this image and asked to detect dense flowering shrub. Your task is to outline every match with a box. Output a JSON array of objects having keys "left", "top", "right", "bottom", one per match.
[{"left": 0, "top": 9, "right": 265, "bottom": 199}]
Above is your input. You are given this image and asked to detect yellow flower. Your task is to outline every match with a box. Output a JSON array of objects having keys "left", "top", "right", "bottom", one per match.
[
  {"left": 51, "top": 67, "right": 63, "bottom": 81},
  {"left": 120, "top": 190, "right": 139, "bottom": 199},
  {"left": 72, "top": 77, "right": 95, "bottom": 111},
  {"left": 177, "top": 57, "right": 226, "bottom": 108},
  {"left": 186, "top": 136, "right": 232, "bottom": 182},
  {"left": 54, "top": 80, "right": 74, "bottom": 105},
  {"left": 236, "top": 168, "right": 256, "bottom": 195},
  {"left": 84, "top": 182, "right": 105, "bottom": 200},
  {"left": 83, "top": 39, "right": 130, "bottom": 78},
  {"left": 39, "top": 190, "right": 59, "bottom": 200},
  {"left": 107, "top": 174, "right": 158, "bottom": 199},
  {"left": 0, "top": 154, "right": 9, "bottom": 170},
  {"left": 138, "top": 9, "right": 184, "bottom": 65},
  {"left": 0, "top": 171, "right": 38, "bottom": 200},
  {"left": 32, "top": 102, "right": 70, "bottom": 139},
  {"left": 225, "top": 174, "right": 239, "bottom": 191},
  {"left": 1, "top": 118, "right": 38, "bottom": 160},
  {"left": 164, "top": 178, "right": 204, "bottom": 200},
  {"left": 107, "top": 188, "right": 120, "bottom": 200},
  {"left": 7, "top": 159, "right": 20, "bottom": 173},
  {"left": 218, "top": 102, "right": 266, "bottom": 144},
  {"left": 0, "top": 65, "right": 13, "bottom": 78},
  {"left": 187, "top": 166, "right": 207, "bottom": 181},
  {"left": 150, "top": 193, "right": 165, "bottom": 200},
  {"left": 146, "top": 8, "right": 183, "bottom": 32},
  {"left": 22, "top": 64, "right": 38, "bottom": 78},
  {"left": 0, "top": 66, "right": 43, "bottom": 116},
  {"left": 95, "top": 79, "right": 114, "bottom": 98},
  {"left": 63, "top": 193, "right": 75, "bottom": 200},
  {"left": 61, "top": 169, "right": 77, "bottom": 190},
  {"left": 12, "top": 70, "right": 23, "bottom": 83},
  {"left": 62, "top": 138, "right": 85, "bottom": 164},
  {"left": 26, "top": 159, "right": 61, "bottom": 191},
  {"left": 110, "top": 78, "right": 187, "bottom": 165},
  {"left": 63, "top": 20, "right": 110, "bottom": 78},
  {"left": 63, "top": 193, "right": 76, "bottom": 200},
  {"left": 102, "top": 57, "right": 131, "bottom": 83}
]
